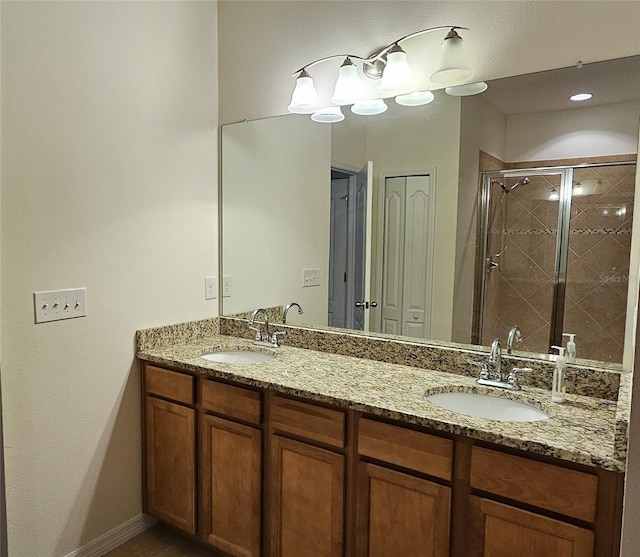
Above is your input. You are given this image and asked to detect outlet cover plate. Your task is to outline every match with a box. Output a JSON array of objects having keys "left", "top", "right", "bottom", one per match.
[
  {"left": 34, "top": 288, "right": 87, "bottom": 323},
  {"left": 205, "top": 276, "right": 217, "bottom": 300}
]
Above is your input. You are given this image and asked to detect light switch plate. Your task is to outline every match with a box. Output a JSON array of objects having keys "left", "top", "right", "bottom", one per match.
[
  {"left": 303, "top": 268, "right": 321, "bottom": 288},
  {"left": 34, "top": 288, "right": 87, "bottom": 323}
]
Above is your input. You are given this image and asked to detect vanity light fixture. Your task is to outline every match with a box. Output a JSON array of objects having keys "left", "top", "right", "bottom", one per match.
[
  {"left": 310, "top": 106, "right": 345, "bottom": 123},
  {"left": 445, "top": 81, "right": 488, "bottom": 96},
  {"left": 289, "top": 25, "right": 484, "bottom": 123},
  {"left": 395, "top": 90, "right": 435, "bottom": 107},
  {"left": 351, "top": 99, "right": 388, "bottom": 115},
  {"left": 548, "top": 186, "right": 560, "bottom": 201}
]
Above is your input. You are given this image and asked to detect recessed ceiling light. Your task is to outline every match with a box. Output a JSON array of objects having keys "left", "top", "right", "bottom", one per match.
[{"left": 570, "top": 93, "right": 593, "bottom": 102}]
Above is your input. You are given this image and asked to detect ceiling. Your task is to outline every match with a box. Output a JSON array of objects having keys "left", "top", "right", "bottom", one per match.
[{"left": 483, "top": 56, "right": 640, "bottom": 115}]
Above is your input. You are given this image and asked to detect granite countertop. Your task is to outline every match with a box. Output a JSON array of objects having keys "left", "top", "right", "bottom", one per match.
[{"left": 138, "top": 332, "right": 626, "bottom": 473}]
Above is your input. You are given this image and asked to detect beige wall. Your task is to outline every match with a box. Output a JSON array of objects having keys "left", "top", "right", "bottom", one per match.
[
  {"left": 1, "top": 2, "right": 218, "bottom": 555},
  {"left": 222, "top": 116, "right": 331, "bottom": 325},
  {"left": 506, "top": 101, "right": 640, "bottom": 162}
]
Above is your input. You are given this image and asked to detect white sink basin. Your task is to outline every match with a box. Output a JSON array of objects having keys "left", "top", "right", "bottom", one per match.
[
  {"left": 201, "top": 350, "right": 275, "bottom": 364},
  {"left": 426, "top": 392, "right": 549, "bottom": 422}
]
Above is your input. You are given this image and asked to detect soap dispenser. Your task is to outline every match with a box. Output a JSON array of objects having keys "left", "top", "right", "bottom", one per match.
[
  {"left": 550, "top": 345, "right": 566, "bottom": 403},
  {"left": 562, "top": 333, "right": 576, "bottom": 364}
]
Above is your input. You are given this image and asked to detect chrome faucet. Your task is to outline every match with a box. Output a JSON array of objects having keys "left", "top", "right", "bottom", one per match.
[
  {"left": 489, "top": 338, "right": 502, "bottom": 380},
  {"left": 249, "top": 308, "right": 286, "bottom": 347},
  {"left": 507, "top": 326, "right": 523, "bottom": 354},
  {"left": 283, "top": 302, "right": 303, "bottom": 324},
  {"left": 468, "top": 336, "right": 532, "bottom": 391}
]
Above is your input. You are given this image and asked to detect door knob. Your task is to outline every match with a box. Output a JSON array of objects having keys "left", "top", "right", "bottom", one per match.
[{"left": 355, "top": 301, "right": 378, "bottom": 309}]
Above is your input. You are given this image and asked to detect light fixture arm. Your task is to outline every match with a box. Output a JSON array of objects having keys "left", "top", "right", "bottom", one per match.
[
  {"left": 292, "top": 25, "right": 468, "bottom": 77},
  {"left": 293, "top": 54, "right": 369, "bottom": 76}
]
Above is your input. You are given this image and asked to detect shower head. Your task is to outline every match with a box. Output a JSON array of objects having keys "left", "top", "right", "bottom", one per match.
[{"left": 509, "top": 177, "right": 530, "bottom": 191}]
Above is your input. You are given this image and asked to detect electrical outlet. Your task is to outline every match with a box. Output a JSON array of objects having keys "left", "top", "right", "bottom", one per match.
[
  {"left": 302, "top": 268, "right": 321, "bottom": 288},
  {"left": 223, "top": 275, "right": 232, "bottom": 298},
  {"left": 205, "top": 276, "right": 217, "bottom": 300},
  {"left": 34, "top": 288, "right": 87, "bottom": 323}
]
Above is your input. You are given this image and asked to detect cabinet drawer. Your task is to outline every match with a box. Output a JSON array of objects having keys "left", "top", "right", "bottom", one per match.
[
  {"left": 145, "top": 365, "right": 194, "bottom": 405},
  {"left": 470, "top": 446, "right": 598, "bottom": 523},
  {"left": 200, "top": 379, "right": 262, "bottom": 425},
  {"left": 271, "top": 396, "right": 345, "bottom": 448},
  {"left": 358, "top": 418, "right": 453, "bottom": 481}
]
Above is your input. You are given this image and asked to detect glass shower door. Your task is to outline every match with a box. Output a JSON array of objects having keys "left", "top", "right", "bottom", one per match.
[
  {"left": 478, "top": 171, "right": 567, "bottom": 354},
  {"left": 563, "top": 163, "right": 636, "bottom": 362}
]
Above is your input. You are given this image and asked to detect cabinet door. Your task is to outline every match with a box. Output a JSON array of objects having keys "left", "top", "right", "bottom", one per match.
[
  {"left": 468, "top": 496, "right": 594, "bottom": 557},
  {"left": 200, "top": 414, "right": 262, "bottom": 557},
  {"left": 269, "top": 435, "right": 344, "bottom": 557},
  {"left": 145, "top": 396, "right": 196, "bottom": 534},
  {"left": 356, "top": 462, "right": 450, "bottom": 557}
]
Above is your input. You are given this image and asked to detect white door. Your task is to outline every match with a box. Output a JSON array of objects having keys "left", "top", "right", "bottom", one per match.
[{"left": 380, "top": 174, "right": 434, "bottom": 338}]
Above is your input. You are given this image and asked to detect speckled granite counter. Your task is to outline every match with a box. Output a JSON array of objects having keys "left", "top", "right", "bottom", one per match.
[{"left": 137, "top": 319, "right": 629, "bottom": 472}]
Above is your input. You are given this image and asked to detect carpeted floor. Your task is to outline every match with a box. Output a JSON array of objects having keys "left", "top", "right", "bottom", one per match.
[{"left": 101, "top": 523, "right": 221, "bottom": 557}]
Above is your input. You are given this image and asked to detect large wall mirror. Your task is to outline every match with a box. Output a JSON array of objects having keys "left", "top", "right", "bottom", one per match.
[{"left": 221, "top": 56, "right": 640, "bottom": 370}]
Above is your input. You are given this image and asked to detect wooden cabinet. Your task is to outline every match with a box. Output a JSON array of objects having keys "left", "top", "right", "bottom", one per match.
[
  {"left": 268, "top": 395, "right": 346, "bottom": 557},
  {"left": 356, "top": 418, "right": 452, "bottom": 557},
  {"left": 269, "top": 435, "right": 345, "bottom": 557},
  {"left": 356, "top": 462, "right": 450, "bottom": 557},
  {"left": 468, "top": 496, "right": 594, "bottom": 557},
  {"left": 144, "top": 387, "right": 196, "bottom": 534},
  {"left": 141, "top": 362, "right": 624, "bottom": 557},
  {"left": 199, "top": 378, "right": 263, "bottom": 557},
  {"left": 200, "top": 414, "right": 262, "bottom": 557}
]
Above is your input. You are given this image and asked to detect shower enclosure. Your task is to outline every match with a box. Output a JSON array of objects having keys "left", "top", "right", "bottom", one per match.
[{"left": 474, "top": 163, "right": 636, "bottom": 363}]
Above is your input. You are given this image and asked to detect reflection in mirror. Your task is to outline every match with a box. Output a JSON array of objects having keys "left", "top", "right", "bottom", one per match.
[{"left": 222, "top": 56, "right": 640, "bottom": 369}]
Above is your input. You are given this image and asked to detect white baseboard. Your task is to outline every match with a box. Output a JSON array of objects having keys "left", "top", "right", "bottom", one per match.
[{"left": 64, "top": 513, "right": 157, "bottom": 557}]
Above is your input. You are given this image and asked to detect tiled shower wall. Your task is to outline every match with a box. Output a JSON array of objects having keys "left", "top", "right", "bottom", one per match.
[
  {"left": 565, "top": 164, "right": 636, "bottom": 362},
  {"left": 481, "top": 163, "right": 636, "bottom": 363}
]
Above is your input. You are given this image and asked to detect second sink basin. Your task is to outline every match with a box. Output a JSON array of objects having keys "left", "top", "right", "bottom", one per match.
[
  {"left": 426, "top": 391, "right": 549, "bottom": 422},
  {"left": 201, "top": 350, "right": 275, "bottom": 364}
]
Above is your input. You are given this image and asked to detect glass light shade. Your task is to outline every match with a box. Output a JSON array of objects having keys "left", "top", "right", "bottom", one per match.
[
  {"left": 444, "top": 81, "right": 488, "bottom": 96},
  {"left": 331, "top": 59, "right": 366, "bottom": 105},
  {"left": 287, "top": 71, "right": 319, "bottom": 114},
  {"left": 430, "top": 35, "right": 473, "bottom": 84},
  {"left": 379, "top": 48, "right": 415, "bottom": 96},
  {"left": 311, "top": 106, "right": 345, "bottom": 123},
  {"left": 395, "top": 90, "right": 435, "bottom": 107},
  {"left": 570, "top": 92, "right": 593, "bottom": 102},
  {"left": 351, "top": 99, "right": 388, "bottom": 116}
]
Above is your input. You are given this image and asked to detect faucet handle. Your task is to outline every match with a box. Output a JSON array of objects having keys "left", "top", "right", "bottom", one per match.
[
  {"left": 248, "top": 325, "right": 262, "bottom": 342},
  {"left": 507, "top": 367, "right": 533, "bottom": 389},
  {"left": 271, "top": 330, "right": 287, "bottom": 347},
  {"left": 467, "top": 359, "right": 489, "bottom": 380}
]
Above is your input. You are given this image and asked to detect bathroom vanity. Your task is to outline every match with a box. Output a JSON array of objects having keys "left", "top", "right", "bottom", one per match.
[{"left": 137, "top": 318, "right": 627, "bottom": 557}]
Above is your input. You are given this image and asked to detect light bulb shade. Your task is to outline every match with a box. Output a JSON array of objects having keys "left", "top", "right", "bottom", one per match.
[
  {"left": 430, "top": 33, "right": 473, "bottom": 84},
  {"left": 287, "top": 71, "right": 319, "bottom": 114},
  {"left": 351, "top": 99, "right": 388, "bottom": 116},
  {"left": 379, "top": 47, "right": 415, "bottom": 96},
  {"left": 395, "top": 90, "right": 435, "bottom": 107},
  {"left": 311, "top": 106, "right": 345, "bottom": 123},
  {"left": 331, "top": 59, "right": 366, "bottom": 105},
  {"left": 444, "top": 81, "right": 488, "bottom": 96}
]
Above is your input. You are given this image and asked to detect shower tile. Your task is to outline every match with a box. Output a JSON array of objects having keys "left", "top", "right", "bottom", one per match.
[
  {"left": 614, "top": 171, "right": 637, "bottom": 195},
  {"left": 584, "top": 192, "right": 633, "bottom": 230},
  {"left": 580, "top": 330, "right": 623, "bottom": 363},
  {"left": 563, "top": 303, "right": 602, "bottom": 340},
  {"left": 531, "top": 200, "right": 560, "bottom": 229},
  {"left": 501, "top": 300, "right": 548, "bottom": 336},
  {"left": 581, "top": 236, "right": 630, "bottom": 276},
  {"left": 595, "top": 164, "right": 637, "bottom": 186},
  {"left": 568, "top": 233, "right": 604, "bottom": 257},
  {"left": 569, "top": 211, "right": 602, "bottom": 232},
  {"left": 519, "top": 325, "right": 552, "bottom": 354},
  {"left": 580, "top": 284, "right": 626, "bottom": 326},
  {"left": 525, "top": 283, "right": 554, "bottom": 313},
  {"left": 608, "top": 268, "right": 631, "bottom": 299},
  {"left": 566, "top": 260, "right": 600, "bottom": 303},
  {"left": 607, "top": 314, "right": 627, "bottom": 345}
]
